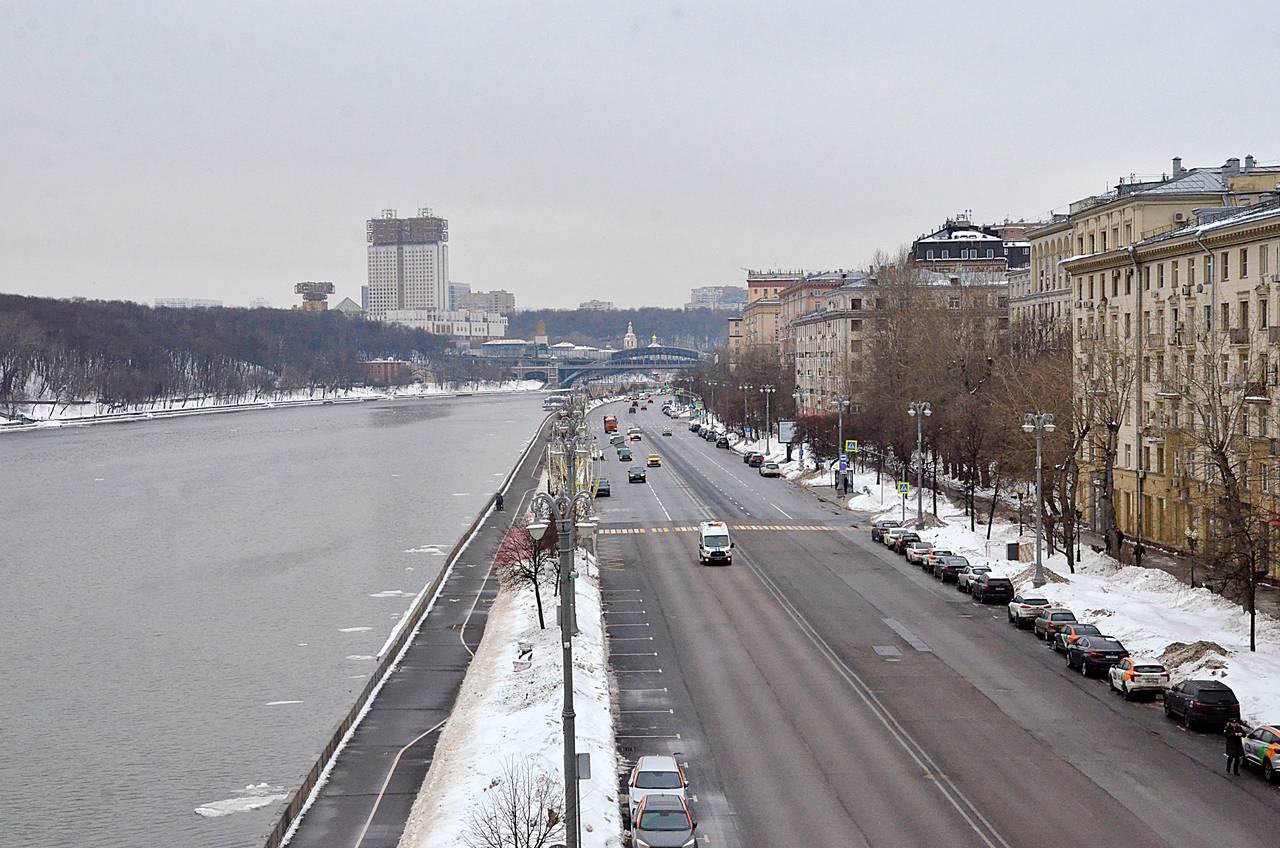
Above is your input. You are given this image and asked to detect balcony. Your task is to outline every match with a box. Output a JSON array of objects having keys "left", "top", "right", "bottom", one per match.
[
  {"left": 1144, "top": 332, "right": 1164, "bottom": 348},
  {"left": 1230, "top": 327, "right": 1251, "bottom": 345},
  {"left": 1155, "top": 383, "right": 1184, "bottom": 399}
]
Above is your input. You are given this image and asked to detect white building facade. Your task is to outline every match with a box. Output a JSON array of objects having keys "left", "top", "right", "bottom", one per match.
[
  {"left": 383, "top": 309, "right": 507, "bottom": 340},
  {"left": 366, "top": 210, "right": 450, "bottom": 321}
]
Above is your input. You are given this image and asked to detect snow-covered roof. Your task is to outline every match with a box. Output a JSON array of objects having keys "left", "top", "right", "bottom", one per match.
[
  {"left": 1148, "top": 200, "right": 1280, "bottom": 242},
  {"left": 482, "top": 338, "right": 529, "bottom": 345},
  {"left": 918, "top": 229, "right": 1002, "bottom": 243},
  {"left": 551, "top": 341, "right": 576, "bottom": 349}
]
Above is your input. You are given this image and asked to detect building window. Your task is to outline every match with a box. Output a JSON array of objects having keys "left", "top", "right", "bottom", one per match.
[
  {"left": 948, "top": 297, "right": 961, "bottom": 309},
  {"left": 1157, "top": 264, "right": 1164, "bottom": 288},
  {"left": 1261, "top": 243, "right": 1271, "bottom": 274},
  {"left": 1241, "top": 247, "right": 1249, "bottom": 279},
  {"left": 927, "top": 249, "right": 935, "bottom": 260},
  {"left": 942, "top": 249, "right": 950, "bottom": 259},
  {"left": 1222, "top": 252, "right": 1230, "bottom": 280},
  {"left": 1101, "top": 231, "right": 1108, "bottom": 251},
  {"left": 1125, "top": 223, "right": 1133, "bottom": 244},
  {"left": 851, "top": 298, "right": 862, "bottom": 310},
  {"left": 986, "top": 249, "right": 994, "bottom": 258},
  {"left": 1143, "top": 267, "right": 1151, "bottom": 289},
  {"left": 1172, "top": 262, "right": 1179, "bottom": 287}
]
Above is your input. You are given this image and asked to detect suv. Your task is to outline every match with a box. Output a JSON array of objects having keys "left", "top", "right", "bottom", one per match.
[
  {"left": 882, "top": 527, "right": 907, "bottom": 549},
  {"left": 1107, "top": 657, "right": 1169, "bottom": 700},
  {"left": 618, "top": 447, "right": 633, "bottom": 462},
  {"left": 1006, "top": 594, "right": 1052, "bottom": 629},
  {"left": 748, "top": 454, "right": 765, "bottom": 468},
  {"left": 1164, "top": 680, "right": 1241, "bottom": 730},
  {"left": 956, "top": 564, "right": 990, "bottom": 593},
  {"left": 871, "top": 519, "right": 901, "bottom": 543},
  {"left": 625, "top": 755, "right": 688, "bottom": 824},
  {"left": 1243, "top": 724, "right": 1280, "bottom": 782},
  {"left": 596, "top": 479, "right": 611, "bottom": 497},
  {"left": 972, "top": 574, "right": 1014, "bottom": 603},
  {"left": 630, "top": 794, "right": 697, "bottom": 848},
  {"left": 715, "top": 436, "right": 730, "bottom": 448},
  {"left": 892, "top": 532, "right": 921, "bottom": 555},
  {"left": 1065, "top": 635, "right": 1128, "bottom": 677},
  {"left": 1033, "top": 608, "right": 1078, "bottom": 641}
]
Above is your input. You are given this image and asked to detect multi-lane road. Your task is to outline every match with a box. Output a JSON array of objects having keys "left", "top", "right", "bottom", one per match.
[{"left": 589, "top": 398, "right": 1280, "bottom": 847}]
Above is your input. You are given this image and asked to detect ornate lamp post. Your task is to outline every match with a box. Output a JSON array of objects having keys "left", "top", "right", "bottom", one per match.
[
  {"left": 738, "top": 383, "right": 754, "bottom": 438},
  {"left": 1185, "top": 525, "right": 1199, "bottom": 587},
  {"left": 1022, "top": 412, "right": 1056, "bottom": 588},
  {"left": 907, "top": 402, "right": 932, "bottom": 530},
  {"left": 759, "top": 385, "right": 776, "bottom": 453}
]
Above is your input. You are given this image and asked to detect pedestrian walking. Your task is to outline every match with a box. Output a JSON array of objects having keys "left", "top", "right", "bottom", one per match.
[
  {"left": 1133, "top": 541, "right": 1145, "bottom": 568},
  {"left": 1224, "top": 718, "right": 1247, "bottom": 775},
  {"left": 842, "top": 473, "right": 849, "bottom": 495}
]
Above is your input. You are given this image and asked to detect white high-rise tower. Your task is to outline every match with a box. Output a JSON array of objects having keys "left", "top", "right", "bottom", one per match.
[{"left": 365, "top": 208, "right": 450, "bottom": 321}]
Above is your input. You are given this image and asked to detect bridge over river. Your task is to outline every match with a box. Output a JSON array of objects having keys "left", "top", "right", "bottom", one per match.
[{"left": 485, "top": 345, "right": 704, "bottom": 387}]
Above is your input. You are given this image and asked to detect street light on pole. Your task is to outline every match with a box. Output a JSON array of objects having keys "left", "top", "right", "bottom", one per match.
[
  {"left": 738, "top": 384, "right": 754, "bottom": 439},
  {"left": 527, "top": 485, "right": 594, "bottom": 848},
  {"left": 1022, "top": 412, "right": 1056, "bottom": 588},
  {"left": 907, "top": 402, "right": 931, "bottom": 530},
  {"left": 759, "top": 385, "right": 775, "bottom": 454},
  {"left": 831, "top": 396, "right": 850, "bottom": 489}
]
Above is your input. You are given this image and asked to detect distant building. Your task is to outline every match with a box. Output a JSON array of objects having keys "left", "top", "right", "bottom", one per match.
[
  {"left": 366, "top": 208, "right": 449, "bottom": 321},
  {"left": 294, "top": 281, "right": 335, "bottom": 312},
  {"left": 480, "top": 338, "right": 533, "bottom": 357},
  {"left": 448, "top": 282, "right": 471, "bottom": 311},
  {"left": 726, "top": 316, "right": 743, "bottom": 371},
  {"left": 622, "top": 321, "right": 639, "bottom": 350},
  {"left": 910, "top": 214, "right": 1033, "bottom": 273},
  {"left": 155, "top": 297, "right": 222, "bottom": 309},
  {"left": 332, "top": 297, "right": 363, "bottom": 316},
  {"left": 383, "top": 308, "right": 508, "bottom": 341},
  {"left": 579, "top": 299, "right": 615, "bottom": 310},
  {"left": 362, "top": 359, "right": 411, "bottom": 384},
  {"left": 746, "top": 270, "right": 805, "bottom": 303},
  {"left": 688, "top": 285, "right": 748, "bottom": 311},
  {"left": 249, "top": 298, "right": 271, "bottom": 309},
  {"left": 360, "top": 285, "right": 369, "bottom": 312},
  {"left": 462, "top": 289, "right": 516, "bottom": 314}
]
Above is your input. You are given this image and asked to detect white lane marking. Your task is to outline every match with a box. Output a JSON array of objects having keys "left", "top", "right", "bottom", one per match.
[
  {"left": 620, "top": 709, "right": 676, "bottom": 714},
  {"left": 739, "top": 549, "right": 1012, "bottom": 848},
  {"left": 772, "top": 503, "right": 793, "bottom": 519},
  {"left": 613, "top": 652, "right": 660, "bottom": 657},
  {"left": 614, "top": 668, "right": 664, "bottom": 674},
  {"left": 350, "top": 719, "right": 447, "bottom": 847}
]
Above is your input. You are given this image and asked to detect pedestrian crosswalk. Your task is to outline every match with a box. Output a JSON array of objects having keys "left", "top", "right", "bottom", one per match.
[{"left": 598, "top": 524, "right": 842, "bottom": 535}]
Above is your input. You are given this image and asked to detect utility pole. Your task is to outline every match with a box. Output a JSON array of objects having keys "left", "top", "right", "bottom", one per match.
[
  {"left": 1023, "top": 412, "right": 1056, "bottom": 588},
  {"left": 907, "top": 401, "right": 931, "bottom": 529}
]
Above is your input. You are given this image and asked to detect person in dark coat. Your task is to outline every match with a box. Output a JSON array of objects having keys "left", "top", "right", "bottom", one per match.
[{"left": 1224, "top": 718, "right": 1247, "bottom": 775}]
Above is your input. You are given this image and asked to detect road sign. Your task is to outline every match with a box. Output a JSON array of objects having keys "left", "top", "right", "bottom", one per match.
[
  {"left": 839, "top": 458, "right": 848, "bottom": 472},
  {"left": 845, "top": 439, "right": 859, "bottom": 453},
  {"left": 897, "top": 481, "right": 910, "bottom": 495},
  {"left": 778, "top": 420, "right": 796, "bottom": 444},
  {"left": 577, "top": 752, "right": 591, "bottom": 780}
]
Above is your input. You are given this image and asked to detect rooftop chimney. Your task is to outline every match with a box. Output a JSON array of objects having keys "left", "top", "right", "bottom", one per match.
[
  {"left": 1245, "top": 154, "right": 1257, "bottom": 171},
  {"left": 1172, "top": 157, "right": 1185, "bottom": 178},
  {"left": 1225, "top": 157, "right": 1241, "bottom": 175}
]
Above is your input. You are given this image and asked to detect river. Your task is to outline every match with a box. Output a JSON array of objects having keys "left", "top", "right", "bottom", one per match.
[{"left": 0, "top": 393, "right": 546, "bottom": 848}]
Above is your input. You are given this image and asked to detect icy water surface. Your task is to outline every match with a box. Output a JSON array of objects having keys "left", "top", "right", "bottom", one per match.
[{"left": 0, "top": 394, "right": 544, "bottom": 848}]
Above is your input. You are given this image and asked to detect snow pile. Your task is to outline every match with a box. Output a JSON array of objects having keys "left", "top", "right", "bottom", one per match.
[
  {"left": 853, "top": 490, "right": 1280, "bottom": 723},
  {"left": 399, "top": 550, "right": 621, "bottom": 847}
]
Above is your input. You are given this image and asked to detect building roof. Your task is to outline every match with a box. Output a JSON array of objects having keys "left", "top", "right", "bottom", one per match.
[
  {"left": 1143, "top": 199, "right": 1280, "bottom": 244},
  {"left": 332, "top": 297, "right": 363, "bottom": 314}
]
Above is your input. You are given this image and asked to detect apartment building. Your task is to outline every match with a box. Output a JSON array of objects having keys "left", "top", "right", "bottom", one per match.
[
  {"left": 910, "top": 216, "right": 1031, "bottom": 273},
  {"left": 366, "top": 209, "right": 449, "bottom": 321},
  {"left": 1065, "top": 199, "right": 1280, "bottom": 573},
  {"left": 1017, "top": 215, "right": 1073, "bottom": 348},
  {"left": 688, "top": 285, "right": 748, "bottom": 311},
  {"left": 726, "top": 316, "right": 743, "bottom": 371},
  {"left": 778, "top": 271, "right": 854, "bottom": 375},
  {"left": 740, "top": 296, "right": 781, "bottom": 357}
]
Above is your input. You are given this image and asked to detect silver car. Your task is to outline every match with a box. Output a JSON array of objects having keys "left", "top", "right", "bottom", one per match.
[
  {"left": 625, "top": 755, "right": 687, "bottom": 823},
  {"left": 1007, "top": 593, "right": 1052, "bottom": 628},
  {"left": 630, "top": 794, "right": 697, "bottom": 848},
  {"left": 956, "top": 565, "right": 991, "bottom": 593}
]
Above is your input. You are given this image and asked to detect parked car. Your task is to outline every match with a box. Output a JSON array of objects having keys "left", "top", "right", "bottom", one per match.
[
  {"left": 715, "top": 436, "right": 730, "bottom": 448},
  {"left": 758, "top": 462, "right": 781, "bottom": 477},
  {"left": 703, "top": 429, "right": 718, "bottom": 441},
  {"left": 1164, "top": 680, "right": 1241, "bottom": 730},
  {"left": 1242, "top": 723, "right": 1280, "bottom": 783},
  {"left": 892, "top": 532, "right": 922, "bottom": 555},
  {"left": 1006, "top": 594, "right": 1052, "bottom": 628},
  {"left": 628, "top": 467, "right": 647, "bottom": 483},
  {"left": 972, "top": 574, "right": 1014, "bottom": 603},
  {"left": 933, "top": 555, "right": 969, "bottom": 582},
  {"left": 689, "top": 423, "right": 701, "bottom": 433},
  {"left": 1065, "top": 635, "right": 1129, "bottom": 677},
  {"left": 904, "top": 541, "right": 934, "bottom": 565},
  {"left": 1107, "top": 657, "right": 1169, "bottom": 700},
  {"left": 870, "top": 519, "right": 901, "bottom": 543},
  {"left": 596, "top": 479, "right": 611, "bottom": 497},
  {"left": 1052, "top": 622, "right": 1103, "bottom": 654},
  {"left": 882, "top": 527, "right": 908, "bottom": 549},
  {"left": 629, "top": 794, "right": 697, "bottom": 848},
  {"left": 748, "top": 454, "right": 765, "bottom": 468},
  {"left": 625, "top": 755, "right": 688, "bottom": 824},
  {"left": 956, "top": 564, "right": 990, "bottom": 593},
  {"left": 742, "top": 451, "right": 758, "bottom": 464},
  {"left": 924, "top": 548, "right": 955, "bottom": 570},
  {"left": 1033, "top": 608, "right": 1078, "bottom": 641}
]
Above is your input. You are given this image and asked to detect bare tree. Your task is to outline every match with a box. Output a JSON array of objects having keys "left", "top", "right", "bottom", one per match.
[
  {"left": 463, "top": 758, "right": 565, "bottom": 848},
  {"left": 1077, "top": 327, "right": 1138, "bottom": 553},
  {"left": 494, "top": 518, "right": 558, "bottom": 630}
]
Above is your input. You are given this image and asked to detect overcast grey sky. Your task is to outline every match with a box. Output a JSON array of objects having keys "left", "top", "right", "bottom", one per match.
[{"left": 3, "top": 1, "right": 1278, "bottom": 309}]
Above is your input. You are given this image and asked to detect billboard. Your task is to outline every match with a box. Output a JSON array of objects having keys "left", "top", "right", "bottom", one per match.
[{"left": 777, "top": 420, "right": 796, "bottom": 444}]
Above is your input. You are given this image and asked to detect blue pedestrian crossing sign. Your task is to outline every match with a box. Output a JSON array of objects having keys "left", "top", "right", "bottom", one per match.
[
  {"left": 897, "top": 481, "right": 910, "bottom": 495},
  {"left": 845, "top": 439, "right": 859, "bottom": 453}
]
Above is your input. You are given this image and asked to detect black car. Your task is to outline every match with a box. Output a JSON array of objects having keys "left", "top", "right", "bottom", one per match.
[
  {"left": 715, "top": 436, "right": 730, "bottom": 448},
  {"left": 689, "top": 423, "right": 701, "bottom": 433},
  {"left": 870, "top": 519, "right": 901, "bottom": 543},
  {"left": 627, "top": 467, "right": 647, "bottom": 483},
  {"left": 933, "top": 556, "right": 969, "bottom": 583},
  {"left": 748, "top": 454, "right": 765, "bottom": 467},
  {"left": 972, "top": 574, "right": 1014, "bottom": 603},
  {"left": 892, "top": 532, "right": 921, "bottom": 554},
  {"left": 1065, "top": 636, "right": 1128, "bottom": 677},
  {"left": 628, "top": 407, "right": 637, "bottom": 413},
  {"left": 596, "top": 479, "right": 611, "bottom": 497},
  {"left": 1164, "top": 680, "right": 1241, "bottom": 730}
]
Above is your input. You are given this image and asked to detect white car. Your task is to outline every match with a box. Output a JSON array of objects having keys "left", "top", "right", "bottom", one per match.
[
  {"left": 904, "top": 541, "right": 934, "bottom": 564},
  {"left": 1107, "top": 658, "right": 1170, "bottom": 700},
  {"left": 625, "top": 755, "right": 688, "bottom": 823},
  {"left": 1007, "top": 593, "right": 1052, "bottom": 628},
  {"left": 882, "top": 527, "right": 908, "bottom": 549},
  {"left": 956, "top": 565, "right": 992, "bottom": 593}
]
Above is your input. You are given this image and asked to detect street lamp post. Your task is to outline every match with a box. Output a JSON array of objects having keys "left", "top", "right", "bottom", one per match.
[
  {"left": 831, "top": 396, "right": 850, "bottom": 489},
  {"left": 738, "top": 384, "right": 754, "bottom": 438},
  {"left": 1185, "top": 525, "right": 1199, "bottom": 587},
  {"left": 907, "top": 402, "right": 932, "bottom": 530},
  {"left": 760, "top": 385, "right": 775, "bottom": 454},
  {"left": 527, "top": 486, "right": 594, "bottom": 848},
  {"left": 1022, "top": 412, "right": 1057, "bottom": 588}
]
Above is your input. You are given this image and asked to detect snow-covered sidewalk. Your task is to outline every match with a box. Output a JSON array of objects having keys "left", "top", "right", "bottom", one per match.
[
  {"left": 398, "top": 548, "right": 621, "bottom": 847},
  {"left": 847, "top": 474, "right": 1280, "bottom": 724}
]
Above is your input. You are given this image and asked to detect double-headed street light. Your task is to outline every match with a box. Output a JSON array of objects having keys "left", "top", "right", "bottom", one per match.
[
  {"left": 527, "top": 487, "right": 595, "bottom": 848},
  {"left": 738, "top": 384, "right": 754, "bottom": 438},
  {"left": 1022, "top": 412, "right": 1056, "bottom": 588},
  {"left": 831, "top": 396, "right": 850, "bottom": 489},
  {"left": 907, "top": 402, "right": 932, "bottom": 529},
  {"left": 759, "top": 385, "right": 776, "bottom": 453}
]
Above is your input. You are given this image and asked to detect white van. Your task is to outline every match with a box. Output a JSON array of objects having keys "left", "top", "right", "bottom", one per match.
[{"left": 698, "top": 520, "right": 733, "bottom": 565}]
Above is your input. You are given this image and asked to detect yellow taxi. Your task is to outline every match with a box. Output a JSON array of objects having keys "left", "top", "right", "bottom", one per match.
[{"left": 646, "top": 454, "right": 662, "bottom": 467}]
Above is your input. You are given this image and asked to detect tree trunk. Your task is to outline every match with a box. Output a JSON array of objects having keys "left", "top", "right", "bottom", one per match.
[
  {"left": 986, "top": 469, "right": 1001, "bottom": 541},
  {"left": 532, "top": 578, "right": 546, "bottom": 630}
]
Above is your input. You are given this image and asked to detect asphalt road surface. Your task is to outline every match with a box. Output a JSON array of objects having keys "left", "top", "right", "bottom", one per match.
[{"left": 591, "top": 398, "right": 1280, "bottom": 848}]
